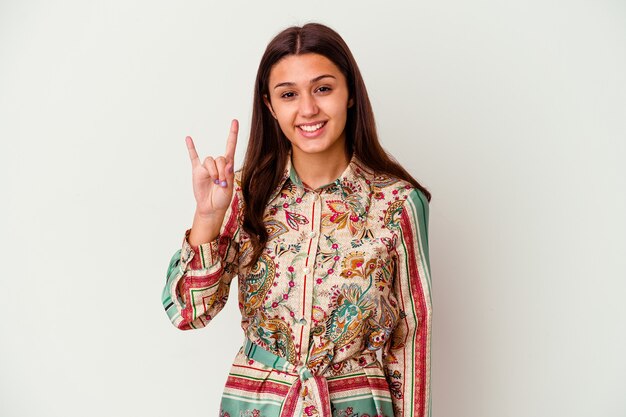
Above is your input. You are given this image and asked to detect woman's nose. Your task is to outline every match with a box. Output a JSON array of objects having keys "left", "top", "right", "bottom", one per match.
[{"left": 298, "top": 93, "right": 319, "bottom": 117}]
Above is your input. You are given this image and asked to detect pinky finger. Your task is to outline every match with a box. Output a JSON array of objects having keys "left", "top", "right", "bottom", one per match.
[{"left": 186, "top": 136, "right": 201, "bottom": 168}]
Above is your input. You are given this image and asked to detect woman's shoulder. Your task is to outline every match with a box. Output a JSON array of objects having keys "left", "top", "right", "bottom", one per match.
[
  {"left": 234, "top": 168, "right": 243, "bottom": 185},
  {"left": 229, "top": 169, "right": 245, "bottom": 215},
  {"left": 367, "top": 172, "right": 428, "bottom": 207}
]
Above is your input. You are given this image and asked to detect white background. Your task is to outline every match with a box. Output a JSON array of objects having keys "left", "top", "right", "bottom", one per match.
[{"left": 1, "top": 1, "right": 625, "bottom": 416}]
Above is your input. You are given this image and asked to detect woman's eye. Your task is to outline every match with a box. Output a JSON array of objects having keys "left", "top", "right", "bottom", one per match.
[
  {"left": 280, "top": 92, "right": 295, "bottom": 99},
  {"left": 316, "top": 86, "right": 332, "bottom": 93}
]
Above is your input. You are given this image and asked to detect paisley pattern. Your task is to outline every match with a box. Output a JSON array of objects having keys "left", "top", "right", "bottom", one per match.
[
  {"left": 244, "top": 253, "right": 276, "bottom": 316},
  {"left": 255, "top": 311, "right": 298, "bottom": 363},
  {"left": 162, "top": 150, "right": 432, "bottom": 417},
  {"left": 325, "top": 283, "right": 374, "bottom": 348}
]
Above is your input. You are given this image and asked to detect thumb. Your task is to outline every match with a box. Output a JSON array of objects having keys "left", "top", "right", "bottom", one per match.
[{"left": 225, "top": 160, "right": 235, "bottom": 185}]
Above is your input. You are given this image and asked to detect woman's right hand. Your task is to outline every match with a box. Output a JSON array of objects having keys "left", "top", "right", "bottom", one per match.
[{"left": 186, "top": 119, "right": 239, "bottom": 218}]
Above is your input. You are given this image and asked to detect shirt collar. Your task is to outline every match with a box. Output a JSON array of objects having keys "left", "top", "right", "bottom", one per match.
[{"left": 268, "top": 149, "right": 374, "bottom": 204}]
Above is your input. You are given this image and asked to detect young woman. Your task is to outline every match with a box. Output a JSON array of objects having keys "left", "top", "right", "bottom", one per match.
[{"left": 162, "top": 22, "right": 432, "bottom": 417}]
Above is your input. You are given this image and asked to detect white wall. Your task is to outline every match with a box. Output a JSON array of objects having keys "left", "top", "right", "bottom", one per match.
[{"left": 1, "top": 1, "right": 624, "bottom": 416}]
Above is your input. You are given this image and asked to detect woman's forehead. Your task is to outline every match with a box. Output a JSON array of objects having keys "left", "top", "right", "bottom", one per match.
[{"left": 269, "top": 53, "right": 344, "bottom": 88}]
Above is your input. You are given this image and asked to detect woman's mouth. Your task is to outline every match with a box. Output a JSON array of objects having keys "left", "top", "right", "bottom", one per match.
[{"left": 297, "top": 121, "right": 327, "bottom": 138}]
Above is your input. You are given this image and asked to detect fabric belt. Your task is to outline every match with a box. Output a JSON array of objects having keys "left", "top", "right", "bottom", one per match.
[{"left": 243, "top": 338, "right": 377, "bottom": 417}]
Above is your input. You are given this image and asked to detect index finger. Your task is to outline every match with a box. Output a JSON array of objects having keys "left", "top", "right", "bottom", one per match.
[{"left": 224, "top": 119, "right": 238, "bottom": 162}]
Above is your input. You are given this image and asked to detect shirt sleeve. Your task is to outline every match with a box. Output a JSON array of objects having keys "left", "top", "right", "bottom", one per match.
[
  {"left": 161, "top": 193, "right": 241, "bottom": 331},
  {"left": 383, "top": 187, "right": 432, "bottom": 417}
]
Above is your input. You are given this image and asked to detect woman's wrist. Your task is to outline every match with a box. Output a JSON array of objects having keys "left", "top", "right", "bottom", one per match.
[{"left": 188, "top": 208, "right": 226, "bottom": 246}]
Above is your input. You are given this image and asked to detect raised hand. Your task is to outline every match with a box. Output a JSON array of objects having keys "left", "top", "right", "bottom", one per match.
[{"left": 186, "top": 119, "right": 238, "bottom": 219}]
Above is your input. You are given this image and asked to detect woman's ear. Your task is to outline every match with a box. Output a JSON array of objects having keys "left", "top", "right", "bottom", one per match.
[
  {"left": 348, "top": 97, "right": 354, "bottom": 108},
  {"left": 263, "top": 94, "right": 277, "bottom": 119}
]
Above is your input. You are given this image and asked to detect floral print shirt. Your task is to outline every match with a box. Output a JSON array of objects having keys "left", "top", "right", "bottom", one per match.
[{"left": 162, "top": 151, "right": 432, "bottom": 417}]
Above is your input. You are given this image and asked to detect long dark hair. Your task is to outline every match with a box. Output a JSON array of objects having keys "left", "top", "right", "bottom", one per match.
[{"left": 241, "top": 22, "right": 431, "bottom": 268}]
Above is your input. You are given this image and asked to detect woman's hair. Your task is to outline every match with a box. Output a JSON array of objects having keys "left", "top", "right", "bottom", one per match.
[{"left": 240, "top": 22, "right": 431, "bottom": 268}]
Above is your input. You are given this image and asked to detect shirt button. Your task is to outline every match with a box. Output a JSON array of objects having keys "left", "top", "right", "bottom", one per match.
[
  {"left": 308, "top": 231, "right": 316, "bottom": 238},
  {"left": 303, "top": 267, "right": 310, "bottom": 274}
]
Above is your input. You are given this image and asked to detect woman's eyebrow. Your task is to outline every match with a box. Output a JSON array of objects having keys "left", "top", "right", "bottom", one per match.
[{"left": 273, "top": 74, "right": 336, "bottom": 89}]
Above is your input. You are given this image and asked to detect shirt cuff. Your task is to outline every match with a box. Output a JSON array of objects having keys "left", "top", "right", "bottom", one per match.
[{"left": 180, "top": 228, "right": 220, "bottom": 270}]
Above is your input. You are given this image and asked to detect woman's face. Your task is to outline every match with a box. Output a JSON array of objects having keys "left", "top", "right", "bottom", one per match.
[{"left": 264, "top": 53, "right": 354, "bottom": 160}]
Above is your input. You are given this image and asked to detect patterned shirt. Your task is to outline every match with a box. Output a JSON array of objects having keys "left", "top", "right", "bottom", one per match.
[{"left": 162, "top": 151, "right": 432, "bottom": 417}]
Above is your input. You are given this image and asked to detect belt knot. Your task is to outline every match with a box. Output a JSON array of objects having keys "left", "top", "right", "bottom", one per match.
[
  {"left": 297, "top": 365, "right": 314, "bottom": 382},
  {"left": 243, "top": 338, "right": 377, "bottom": 417}
]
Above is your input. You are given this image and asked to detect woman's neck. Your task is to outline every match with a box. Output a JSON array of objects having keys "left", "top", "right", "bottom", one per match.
[{"left": 291, "top": 148, "right": 350, "bottom": 190}]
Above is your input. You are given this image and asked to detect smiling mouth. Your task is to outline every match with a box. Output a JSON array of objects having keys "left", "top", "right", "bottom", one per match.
[{"left": 297, "top": 121, "right": 327, "bottom": 133}]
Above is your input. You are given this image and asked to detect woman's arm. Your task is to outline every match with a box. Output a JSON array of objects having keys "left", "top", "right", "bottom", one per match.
[
  {"left": 162, "top": 121, "right": 241, "bottom": 330},
  {"left": 161, "top": 191, "right": 241, "bottom": 330},
  {"left": 383, "top": 187, "right": 433, "bottom": 417}
]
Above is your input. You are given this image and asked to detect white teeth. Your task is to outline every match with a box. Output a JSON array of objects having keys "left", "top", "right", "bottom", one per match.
[{"left": 299, "top": 122, "right": 325, "bottom": 132}]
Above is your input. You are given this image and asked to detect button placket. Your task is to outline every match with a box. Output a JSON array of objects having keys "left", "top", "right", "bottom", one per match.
[{"left": 297, "top": 191, "right": 323, "bottom": 364}]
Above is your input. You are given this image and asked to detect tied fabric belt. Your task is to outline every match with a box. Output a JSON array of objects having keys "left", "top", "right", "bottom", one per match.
[{"left": 243, "top": 338, "right": 377, "bottom": 417}]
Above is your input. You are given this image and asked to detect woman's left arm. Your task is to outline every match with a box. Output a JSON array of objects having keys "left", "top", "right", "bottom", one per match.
[{"left": 382, "top": 187, "right": 433, "bottom": 417}]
